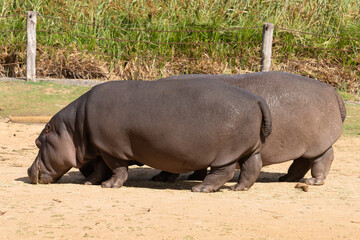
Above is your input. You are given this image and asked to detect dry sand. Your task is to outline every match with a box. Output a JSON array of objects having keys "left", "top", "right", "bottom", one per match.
[{"left": 0, "top": 118, "right": 359, "bottom": 239}]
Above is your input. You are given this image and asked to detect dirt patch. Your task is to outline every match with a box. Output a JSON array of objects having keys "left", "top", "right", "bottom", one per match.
[{"left": 0, "top": 118, "right": 359, "bottom": 239}]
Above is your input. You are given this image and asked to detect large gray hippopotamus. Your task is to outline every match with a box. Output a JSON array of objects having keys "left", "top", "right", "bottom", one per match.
[
  {"left": 81, "top": 71, "right": 346, "bottom": 187},
  {"left": 28, "top": 78, "right": 272, "bottom": 192},
  {"left": 154, "top": 72, "right": 347, "bottom": 185}
]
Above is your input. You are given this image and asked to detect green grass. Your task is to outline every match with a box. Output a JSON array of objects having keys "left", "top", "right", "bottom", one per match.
[
  {"left": 338, "top": 90, "right": 360, "bottom": 102},
  {"left": 0, "top": 0, "right": 359, "bottom": 85},
  {"left": 343, "top": 104, "right": 360, "bottom": 137},
  {"left": 0, "top": 81, "right": 90, "bottom": 117}
]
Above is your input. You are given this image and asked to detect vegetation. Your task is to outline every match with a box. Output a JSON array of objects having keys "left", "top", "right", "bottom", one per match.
[
  {"left": 343, "top": 104, "right": 360, "bottom": 136},
  {"left": 0, "top": 81, "right": 90, "bottom": 117},
  {"left": 0, "top": 0, "right": 359, "bottom": 93}
]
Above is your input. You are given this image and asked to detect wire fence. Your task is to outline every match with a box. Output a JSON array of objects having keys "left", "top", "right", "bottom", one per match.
[
  {"left": 37, "top": 29, "right": 263, "bottom": 46},
  {"left": 0, "top": 12, "right": 359, "bottom": 91},
  {"left": 277, "top": 27, "right": 360, "bottom": 42},
  {"left": 41, "top": 14, "right": 262, "bottom": 33}
]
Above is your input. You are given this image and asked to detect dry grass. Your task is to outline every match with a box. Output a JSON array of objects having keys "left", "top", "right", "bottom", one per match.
[
  {"left": 273, "top": 58, "right": 360, "bottom": 93},
  {"left": 1, "top": 45, "right": 358, "bottom": 94}
]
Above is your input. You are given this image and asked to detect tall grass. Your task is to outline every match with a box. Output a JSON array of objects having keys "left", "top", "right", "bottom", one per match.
[{"left": 0, "top": 0, "right": 359, "bottom": 92}]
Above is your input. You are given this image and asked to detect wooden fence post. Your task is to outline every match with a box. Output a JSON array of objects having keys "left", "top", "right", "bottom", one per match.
[
  {"left": 26, "top": 11, "right": 37, "bottom": 81},
  {"left": 261, "top": 22, "right": 274, "bottom": 72}
]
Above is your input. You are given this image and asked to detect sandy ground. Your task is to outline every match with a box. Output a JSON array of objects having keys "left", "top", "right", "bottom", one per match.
[{"left": 0, "top": 118, "right": 359, "bottom": 240}]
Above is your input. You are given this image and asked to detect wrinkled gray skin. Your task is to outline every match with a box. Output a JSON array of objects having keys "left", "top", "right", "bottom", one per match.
[
  {"left": 82, "top": 71, "right": 346, "bottom": 187},
  {"left": 28, "top": 78, "right": 272, "bottom": 192}
]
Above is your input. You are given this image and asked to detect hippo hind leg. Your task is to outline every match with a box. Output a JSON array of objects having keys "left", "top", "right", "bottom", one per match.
[
  {"left": 279, "top": 158, "right": 312, "bottom": 182},
  {"left": 192, "top": 163, "right": 236, "bottom": 193},
  {"left": 306, "top": 147, "right": 334, "bottom": 186},
  {"left": 231, "top": 153, "right": 262, "bottom": 191}
]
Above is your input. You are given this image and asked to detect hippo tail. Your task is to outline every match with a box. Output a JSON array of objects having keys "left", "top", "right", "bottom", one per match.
[
  {"left": 257, "top": 99, "right": 272, "bottom": 138},
  {"left": 333, "top": 89, "right": 347, "bottom": 122}
]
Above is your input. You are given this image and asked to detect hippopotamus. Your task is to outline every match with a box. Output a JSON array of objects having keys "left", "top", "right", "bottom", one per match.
[
  {"left": 28, "top": 78, "right": 272, "bottom": 192},
  {"left": 81, "top": 71, "right": 346, "bottom": 187},
  {"left": 156, "top": 72, "right": 346, "bottom": 185}
]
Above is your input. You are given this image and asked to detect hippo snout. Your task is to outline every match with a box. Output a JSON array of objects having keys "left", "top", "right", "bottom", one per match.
[
  {"left": 28, "top": 155, "right": 40, "bottom": 184},
  {"left": 28, "top": 154, "right": 61, "bottom": 184}
]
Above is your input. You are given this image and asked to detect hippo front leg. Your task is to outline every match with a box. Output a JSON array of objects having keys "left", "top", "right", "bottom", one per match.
[
  {"left": 100, "top": 153, "right": 129, "bottom": 188},
  {"left": 232, "top": 153, "right": 262, "bottom": 191}
]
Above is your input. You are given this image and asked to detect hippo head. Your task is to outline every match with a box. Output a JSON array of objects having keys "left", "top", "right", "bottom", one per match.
[{"left": 28, "top": 116, "right": 78, "bottom": 184}]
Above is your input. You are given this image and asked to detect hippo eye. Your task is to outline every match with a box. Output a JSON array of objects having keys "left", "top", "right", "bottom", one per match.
[{"left": 45, "top": 124, "right": 51, "bottom": 133}]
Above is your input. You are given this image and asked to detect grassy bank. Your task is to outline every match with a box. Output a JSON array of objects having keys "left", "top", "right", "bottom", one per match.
[
  {"left": 0, "top": 81, "right": 90, "bottom": 117},
  {"left": 0, "top": 0, "right": 359, "bottom": 92}
]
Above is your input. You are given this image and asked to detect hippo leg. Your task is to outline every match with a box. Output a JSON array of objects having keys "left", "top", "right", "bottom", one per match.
[
  {"left": 231, "top": 153, "right": 262, "bottom": 191},
  {"left": 191, "top": 163, "right": 236, "bottom": 193},
  {"left": 83, "top": 157, "right": 112, "bottom": 185},
  {"left": 306, "top": 147, "right": 334, "bottom": 186},
  {"left": 279, "top": 158, "right": 312, "bottom": 182},
  {"left": 100, "top": 153, "right": 129, "bottom": 188},
  {"left": 79, "top": 161, "right": 94, "bottom": 178},
  {"left": 152, "top": 171, "right": 180, "bottom": 182},
  {"left": 188, "top": 168, "right": 208, "bottom": 180}
]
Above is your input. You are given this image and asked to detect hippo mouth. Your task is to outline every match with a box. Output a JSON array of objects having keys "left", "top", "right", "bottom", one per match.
[{"left": 27, "top": 154, "right": 59, "bottom": 184}]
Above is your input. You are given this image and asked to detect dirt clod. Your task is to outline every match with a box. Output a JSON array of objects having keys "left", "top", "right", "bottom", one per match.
[{"left": 294, "top": 183, "right": 309, "bottom": 192}]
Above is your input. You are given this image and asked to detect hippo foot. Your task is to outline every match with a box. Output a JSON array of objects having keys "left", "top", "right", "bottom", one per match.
[
  {"left": 230, "top": 184, "right": 249, "bottom": 191},
  {"left": 151, "top": 171, "right": 179, "bottom": 182},
  {"left": 101, "top": 177, "right": 125, "bottom": 188},
  {"left": 188, "top": 169, "right": 208, "bottom": 181},
  {"left": 305, "top": 177, "right": 325, "bottom": 186},
  {"left": 191, "top": 183, "right": 217, "bottom": 193}
]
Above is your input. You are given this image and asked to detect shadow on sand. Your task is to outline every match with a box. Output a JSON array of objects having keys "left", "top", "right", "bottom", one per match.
[{"left": 16, "top": 167, "right": 289, "bottom": 191}]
